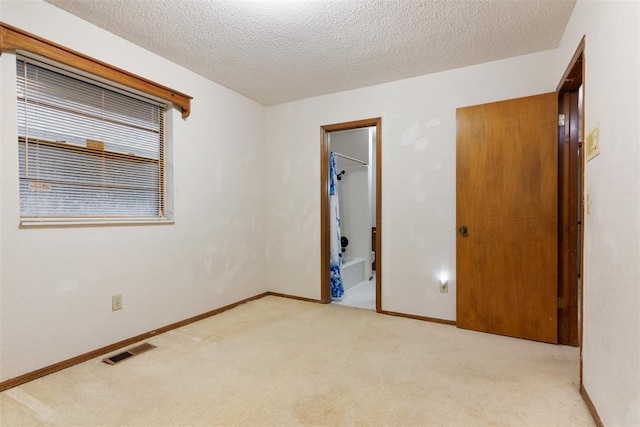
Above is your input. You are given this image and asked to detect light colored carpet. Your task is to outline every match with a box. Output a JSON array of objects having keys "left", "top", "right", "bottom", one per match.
[{"left": 1, "top": 296, "right": 593, "bottom": 426}]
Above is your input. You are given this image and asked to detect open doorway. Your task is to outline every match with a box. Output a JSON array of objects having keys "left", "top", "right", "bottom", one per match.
[
  {"left": 329, "top": 127, "right": 375, "bottom": 309},
  {"left": 320, "top": 118, "right": 382, "bottom": 311},
  {"left": 557, "top": 37, "right": 585, "bottom": 348}
]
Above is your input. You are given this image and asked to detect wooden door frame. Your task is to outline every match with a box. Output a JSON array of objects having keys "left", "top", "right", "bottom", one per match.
[
  {"left": 556, "top": 37, "right": 585, "bottom": 363},
  {"left": 320, "top": 117, "right": 382, "bottom": 311},
  {"left": 558, "top": 90, "right": 581, "bottom": 347}
]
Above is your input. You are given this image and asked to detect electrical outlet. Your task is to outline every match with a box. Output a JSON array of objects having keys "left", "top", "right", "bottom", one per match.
[
  {"left": 112, "top": 294, "right": 123, "bottom": 311},
  {"left": 439, "top": 281, "right": 448, "bottom": 293}
]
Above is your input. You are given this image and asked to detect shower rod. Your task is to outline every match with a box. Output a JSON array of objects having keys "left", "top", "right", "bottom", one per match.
[{"left": 334, "top": 152, "right": 368, "bottom": 166}]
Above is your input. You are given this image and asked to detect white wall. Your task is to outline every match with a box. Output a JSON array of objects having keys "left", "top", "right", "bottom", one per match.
[
  {"left": 555, "top": 1, "right": 640, "bottom": 425},
  {"left": 0, "top": 1, "right": 266, "bottom": 381},
  {"left": 369, "top": 128, "right": 376, "bottom": 228},
  {"left": 265, "top": 50, "right": 557, "bottom": 318},
  {"left": 337, "top": 168, "right": 370, "bottom": 275}
]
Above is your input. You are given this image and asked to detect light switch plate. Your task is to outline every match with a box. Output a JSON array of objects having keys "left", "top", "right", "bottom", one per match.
[
  {"left": 585, "top": 125, "right": 600, "bottom": 161},
  {"left": 112, "top": 295, "right": 123, "bottom": 311}
]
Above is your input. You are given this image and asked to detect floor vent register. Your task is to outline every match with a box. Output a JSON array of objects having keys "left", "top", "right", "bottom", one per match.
[{"left": 102, "top": 342, "right": 156, "bottom": 365}]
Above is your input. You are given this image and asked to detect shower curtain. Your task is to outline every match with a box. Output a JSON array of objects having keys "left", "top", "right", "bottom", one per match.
[{"left": 329, "top": 152, "right": 344, "bottom": 300}]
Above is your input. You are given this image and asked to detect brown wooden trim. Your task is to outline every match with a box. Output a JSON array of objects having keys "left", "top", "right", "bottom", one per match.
[
  {"left": 265, "top": 292, "right": 321, "bottom": 304},
  {"left": 557, "top": 37, "right": 586, "bottom": 383},
  {"left": 578, "top": 44, "right": 586, "bottom": 387},
  {"left": 320, "top": 118, "right": 382, "bottom": 309},
  {"left": 580, "top": 384, "right": 604, "bottom": 427},
  {"left": 557, "top": 90, "right": 581, "bottom": 347},
  {"left": 579, "top": 44, "right": 585, "bottom": 387},
  {"left": 379, "top": 309, "right": 456, "bottom": 326},
  {"left": 0, "top": 22, "right": 192, "bottom": 118},
  {"left": 567, "top": 91, "right": 580, "bottom": 345},
  {"left": 0, "top": 292, "right": 269, "bottom": 392},
  {"left": 558, "top": 92, "right": 571, "bottom": 344},
  {"left": 375, "top": 119, "right": 382, "bottom": 313},
  {"left": 321, "top": 118, "right": 382, "bottom": 133},
  {"left": 557, "top": 36, "right": 585, "bottom": 92},
  {"left": 320, "top": 125, "right": 331, "bottom": 303}
]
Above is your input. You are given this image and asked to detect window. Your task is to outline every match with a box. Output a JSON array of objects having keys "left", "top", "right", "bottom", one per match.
[{"left": 17, "top": 57, "right": 169, "bottom": 223}]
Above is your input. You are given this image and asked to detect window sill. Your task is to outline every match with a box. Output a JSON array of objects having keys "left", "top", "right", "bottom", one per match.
[{"left": 20, "top": 217, "right": 175, "bottom": 228}]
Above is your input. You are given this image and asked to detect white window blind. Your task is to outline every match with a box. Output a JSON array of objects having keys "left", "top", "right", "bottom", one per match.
[{"left": 17, "top": 57, "right": 166, "bottom": 220}]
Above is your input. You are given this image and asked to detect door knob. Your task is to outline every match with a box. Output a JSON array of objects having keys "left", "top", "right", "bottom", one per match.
[{"left": 458, "top": 226, "right": 468, "bottom": 235}]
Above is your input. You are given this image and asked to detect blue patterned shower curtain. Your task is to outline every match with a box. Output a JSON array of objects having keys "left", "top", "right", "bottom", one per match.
[{"left": 329, "top": 152, "right": 344, "bottom": 300}]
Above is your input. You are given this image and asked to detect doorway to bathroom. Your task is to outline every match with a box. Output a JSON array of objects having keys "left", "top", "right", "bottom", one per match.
[{"left": 320, "top": 118, "right": 381, "bottom": 311}]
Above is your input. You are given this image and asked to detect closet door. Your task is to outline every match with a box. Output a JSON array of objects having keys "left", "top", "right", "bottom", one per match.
[{"left": 456, "top": 92, "right": 558, "bottom": 343}]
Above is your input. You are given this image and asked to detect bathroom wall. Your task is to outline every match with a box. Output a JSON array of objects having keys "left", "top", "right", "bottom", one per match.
[
  {"left": 0, "top": 0, "right": 266, "bottom": 381},
  {"left": 338, "top": 167, "right": 370, "bottom": 277},
  {"left": 368, "top": 128, "right": 377, "bottom": 228},
  {"left": 330, "top": 129, "right": 371, "bottom": 280}
]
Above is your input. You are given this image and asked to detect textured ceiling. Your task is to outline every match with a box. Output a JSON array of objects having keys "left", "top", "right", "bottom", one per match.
[{"left": 45, "top": 0, "right": 576, "bottom": 106}]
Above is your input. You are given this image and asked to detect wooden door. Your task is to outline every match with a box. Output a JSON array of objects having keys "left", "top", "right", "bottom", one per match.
[{"left": 456, "top": 92, "right": 558, "bottom": 343}]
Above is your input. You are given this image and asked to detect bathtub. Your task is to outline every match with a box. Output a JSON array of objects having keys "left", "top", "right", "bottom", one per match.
[{"left": 341, "top": 257, "right": 367, "bottom": 291}]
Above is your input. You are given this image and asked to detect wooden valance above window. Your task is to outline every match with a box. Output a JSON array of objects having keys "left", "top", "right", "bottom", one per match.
[{"left": 0, "top": 22, "right": 192, "bottom": 118}]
